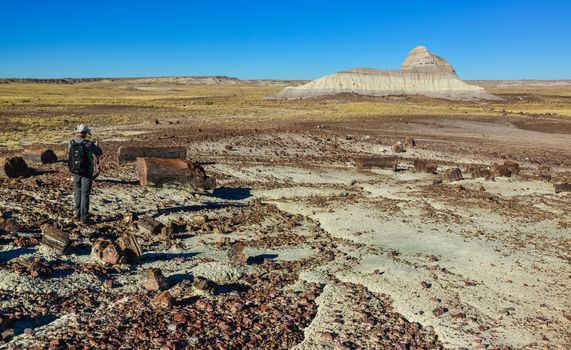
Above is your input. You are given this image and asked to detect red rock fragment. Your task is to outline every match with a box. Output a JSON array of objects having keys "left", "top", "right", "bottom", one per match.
[
  {"left": 153, "top": 291, "right": 173, "bottom": 308},
  {"left": 91, "top": 239, "right": 126, "bottom": 265},
  {"left": 227, "top": 241, "right": 247, "bottom": 264},
  {"left": 432, "top": 306, "right": 448, "bottom": 317},
  {"left": 420, "top": 281, "right": 431, "bottom": 289},
  {"left": 143, "top": 268, "right": 169, "bottom": 291},
  {"left": 392, "top": 142, "right": 404, "bottom": 153}
]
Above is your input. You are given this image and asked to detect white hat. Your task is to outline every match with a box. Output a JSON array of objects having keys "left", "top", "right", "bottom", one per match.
[{"left": 75, "top": 124, "right": 91, "bottom": 133}]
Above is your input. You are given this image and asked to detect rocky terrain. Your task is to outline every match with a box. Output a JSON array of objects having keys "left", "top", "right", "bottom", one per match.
[
  {"left": 0, "top": 111, "right": 570, "bottom": 349},
  {"left": 0, "top": 72, "right": 570, "bottom": 350}
]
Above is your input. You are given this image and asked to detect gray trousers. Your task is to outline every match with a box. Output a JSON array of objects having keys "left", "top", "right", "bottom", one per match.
[{"left": 73, "top": 174, "right": 93, "bottom": 221}]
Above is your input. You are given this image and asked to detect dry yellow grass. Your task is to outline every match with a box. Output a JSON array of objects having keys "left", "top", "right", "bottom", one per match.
[{"left": 0, "top": 81, "right": 569, "bottom": 149}]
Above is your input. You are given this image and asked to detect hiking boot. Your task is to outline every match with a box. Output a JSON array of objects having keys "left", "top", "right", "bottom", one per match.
[{"left": 80, "top": 216, "right": 94, "bottom": 225}]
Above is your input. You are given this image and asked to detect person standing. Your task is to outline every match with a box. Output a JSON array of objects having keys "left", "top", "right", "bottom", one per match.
[{"left": 68, "top": 124, "right": 102, "bottom": 224}]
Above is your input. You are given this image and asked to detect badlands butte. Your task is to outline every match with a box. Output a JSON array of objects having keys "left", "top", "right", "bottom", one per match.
[{"left": 0, "top": 46, "right": 570, "bottom": 350}]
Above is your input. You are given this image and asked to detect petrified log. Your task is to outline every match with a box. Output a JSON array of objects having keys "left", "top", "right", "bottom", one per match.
[
  {"left": 353, "top": 156, "right": 398, "bottom": 171},
  {"left": 40, "top": 224, "right": 70, "bottom": 253},
  {"left": 117, "top": 146, "right": 187, "bottom": 163},
  {"left": 554, "top": 183, "right": 571, "bottom": 193},
  {"left": 137, "top": 216, "right": 165, "bottom": 236},
  {"left": 21, "top": 149, "right": 58, "bottom": 164},
  {"left": 227, "top": 241, "right": 247, "bottom": 264},
  {"left": 116, "top": 233, "right": 142, "bottom": 261},
  {"left": 0, "top": 157, "right": 29, "bottom": 178},
  {"left": 91, "top": 239, "right": 126, "bottom": 265},
  {"left": 136, "top": 157, "right": 216, "bottom": 189},
  {"left": 413, "top": 159, "right": 437, "bottom": 174},
  {"left": 446, "top": 168, "right": 463, "bottom": 182}
]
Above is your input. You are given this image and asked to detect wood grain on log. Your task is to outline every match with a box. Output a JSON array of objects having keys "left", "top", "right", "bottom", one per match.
[
  {"left": 0, "top": 157, "right": 30, "bottom": 178},
  {"left": 117, "top": 146, "right": 187, "bottom": 163},
  {"left": 21, "top": 149, "right": 58, "bottom": 164},
  {"left": 41, "top": 224, "right": 70, "bottom": 253},
  {"left": 136, "top": 157, "right": 216, "bottom": 189},
  {"left": 353, "top": 156, "right": 398, "bottom": 170}
]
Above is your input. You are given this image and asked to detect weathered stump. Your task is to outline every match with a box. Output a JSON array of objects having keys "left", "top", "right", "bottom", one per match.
[
  {"left": 117, "top": 146, "right": 187, "bottom": 163},
  {"left": 0, "top": 157, "right": 29, "bottom": 178},
  {"left": 353, "top": 156, "right": 398, "bottom": 171},
  {"left": 21, "top": 149, "right": 58, "bottom": 164},
  {"left": 136, "top": 157, "right": 216, "bottom": 189},
  {"left": 40, "top": 224, "right": 70, "bottom": 253}
]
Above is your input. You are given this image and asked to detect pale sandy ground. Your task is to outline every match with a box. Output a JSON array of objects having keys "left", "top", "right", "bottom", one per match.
[{"left": 1, "top": 129, "right": 570, "bottom": 349}]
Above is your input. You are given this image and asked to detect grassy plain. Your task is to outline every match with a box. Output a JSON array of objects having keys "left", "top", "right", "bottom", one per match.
[{"left": 0, "top": 80, "right": 569, "bottom": 148}]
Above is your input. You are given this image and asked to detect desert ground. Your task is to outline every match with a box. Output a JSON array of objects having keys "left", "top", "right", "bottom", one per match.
[{"left": 0, "top": 79, "right": 570, "bottom": 349}]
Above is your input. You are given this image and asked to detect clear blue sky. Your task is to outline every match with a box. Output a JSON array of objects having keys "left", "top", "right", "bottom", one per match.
[{"left": 1, "top": 0, "right": 569, "bottom": 80}]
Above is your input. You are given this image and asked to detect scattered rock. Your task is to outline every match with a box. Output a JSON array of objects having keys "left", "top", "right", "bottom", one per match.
[
  {"left": 414, "top": 159, "right": 437, "bottom": 174},
  {"left": 420, "top": 281, "right": 432, "bottom": 289},
  {"left": 392, "top": 142, "right": 404, "bottom": 153},
  {"left": 143, "top": 268, "right": 169, "bottom": 291},
  {"left": 404, "top": 137, "right": 416, "bottom": 147},
  {"left": 91, "top": 239, "right": 126, "bottom": 265},
  {"left": 227, "top": 241, "right": 247, "bottom": 264},
  {"left": 445, "top": 168, "right": 463, "bottom": 182},
  {"left": 40, "top": 224, "right": 70, "bottom": 253},
  {"left": 503, "top": 160, "right": 520, "bottom": 176},
  {"left": 492, "top": 164, "right": 512, "bottom": 177},
  {"left": 432, "top": 306, "right": 448, "bottom": 317},
  {"left": 152, "top": 291, "right": 173, "bottom": 308},
  {"left": 137, "top": 216, "right": 165, "bottom": 236},
  {"left": 192, "top": 276, "right": 218, "bottom": 295}
]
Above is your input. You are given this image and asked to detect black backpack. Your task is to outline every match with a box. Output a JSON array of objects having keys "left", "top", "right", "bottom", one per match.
[{"left": 68, "top": 140, "right": 90, "bottom": 176}]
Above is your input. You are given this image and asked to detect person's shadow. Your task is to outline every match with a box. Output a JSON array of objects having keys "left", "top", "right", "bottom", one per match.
[{"left": 211, "top": 187, "right": 252, "bottom": 200}]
